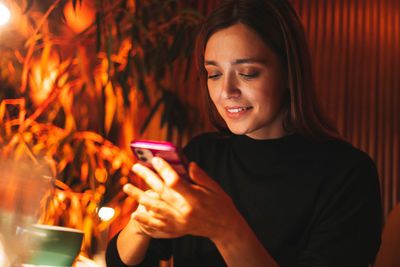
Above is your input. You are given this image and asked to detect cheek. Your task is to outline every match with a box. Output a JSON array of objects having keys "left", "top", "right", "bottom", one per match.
[
  {"left": 207, "top": 86, "right": 226, "bottom": 118},
  {"left": 242, "top": 83, "right": 272, "bottom": 104},
  {"left": 258, "top": 89, "right": 285, "bottom": 113},
  {"left": 256, "top": 76, "right": 286, "bottom": 106}
]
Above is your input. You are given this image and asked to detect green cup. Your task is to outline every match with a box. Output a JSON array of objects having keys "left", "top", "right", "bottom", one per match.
[{"left": 23, "top": 224, "right": 84, "bottom": 267}]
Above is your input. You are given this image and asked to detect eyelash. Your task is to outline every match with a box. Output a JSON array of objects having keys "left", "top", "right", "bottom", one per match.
[
  {"left": 207, "top": 74, "right": 221, "bottom": 79},
  {"left": 207, "top": 72, "right": 259, "bottom": 80},
  {"left": 240, "top": 73, "right": 259, "bottom": 79}
]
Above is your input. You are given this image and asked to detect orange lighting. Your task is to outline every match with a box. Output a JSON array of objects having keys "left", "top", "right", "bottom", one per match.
[
  {"left": 0, "top": 3, "right": 10, "bottom": 26},
  {"left": 29, "top": 56, "right": 59, "bottom": 106},
  {"left": 63, "top": 0, "right": 96, "bottom": 33}
]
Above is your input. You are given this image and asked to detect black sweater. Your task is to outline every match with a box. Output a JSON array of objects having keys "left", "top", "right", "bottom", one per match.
[{"left": 106, "top": 133, "right": 382, "bottom": 267}]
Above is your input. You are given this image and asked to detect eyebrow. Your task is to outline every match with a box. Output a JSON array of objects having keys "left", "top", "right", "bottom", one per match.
[{"left": 204, "top": 58, "right": 265, "bottom": 66}]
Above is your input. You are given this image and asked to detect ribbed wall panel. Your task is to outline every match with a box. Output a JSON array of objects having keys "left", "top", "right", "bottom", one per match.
[{"left": 291, "top": 0, "right": 400, "bottom": 218}]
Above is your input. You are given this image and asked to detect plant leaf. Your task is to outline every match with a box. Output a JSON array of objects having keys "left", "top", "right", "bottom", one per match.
[
  {"left": 73, "top": 0, "right": 78, "bottom": 11},
  {"left": 24, "top": 0, "right": 34, "bottom": 14},
  {"left": 117, "top": 50, "right": 133, "bottom": 107},
  {"left": 107, "top": 26, "right": 113, "bottom": 80},
  {"left": 40, "top": 41, "right": 52, "bottom": 84},
  {"left": 181, "top": 9, "right": 205, "bottom": 20},
  {"left": 133, "top": 54, "right": 150, "bottom": 105},
  {"left": 140, "top": 96, "right": 163, "bottom": 134},
  {"left": 96, "top": 12, "right": 102, "bottom": 52},
  {"left": 161, "top": 92, "right": 174, "bottom": 129},
  {"left": 153, "top": 37, "right": 168, "bottom": 81},
  {"left": 168, "top": 24, "right": 186, "bottom": 63},
  {"left": 104, "top": 81, "right": 116, "bottom": 136},
  {"left": 142, "top": 6, "right": 149, "bottom": 29}
]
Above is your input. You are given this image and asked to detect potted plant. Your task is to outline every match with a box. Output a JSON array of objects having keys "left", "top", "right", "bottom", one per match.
[{"left": 0, "top": 0, "right": 204, "bottom": 259}]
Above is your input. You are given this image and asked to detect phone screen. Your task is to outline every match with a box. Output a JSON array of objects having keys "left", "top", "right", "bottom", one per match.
[{"left": 130, "top": 140, "right": 189, "bottom": 180}]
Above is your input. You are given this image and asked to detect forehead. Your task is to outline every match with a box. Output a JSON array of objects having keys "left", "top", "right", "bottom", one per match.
[{"left": 204, "top": 23, "right": 275, "bottom": 61}]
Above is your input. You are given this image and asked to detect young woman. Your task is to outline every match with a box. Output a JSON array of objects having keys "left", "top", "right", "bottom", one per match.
[{"left": 106, "top": 0, "right": 382, "bottom": 266}]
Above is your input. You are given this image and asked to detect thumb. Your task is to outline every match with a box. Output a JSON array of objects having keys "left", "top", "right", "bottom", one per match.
[{"left": 188, "top": 162, "right": 221, "bottom": 192}]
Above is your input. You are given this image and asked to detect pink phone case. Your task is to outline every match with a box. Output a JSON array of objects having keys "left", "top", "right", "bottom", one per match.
[{"left": 129, "top": 140, "right": 189, "bottom": 180}]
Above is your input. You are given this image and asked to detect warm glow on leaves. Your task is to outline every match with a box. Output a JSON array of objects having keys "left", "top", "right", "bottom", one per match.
[
  {"left": 0, "top": 97, "right": 136, "bottom": 256},
  {"left": 81, "top": 162, "right": 89, "bottom": 183},
  {"left": 29, "top": 53, "right": 59, "bottom": 106},
  {"left": 0, "top": 0, "right": 204, "bottom": 258},
  {"left": 95, "top": 168, "right": 107, "bottom": 183},
  {"left": 104, "top": 81, "right": 117, "bottom": 135},
  {"left": 63, "top": 0, "right": 96, "bottom": 34}
]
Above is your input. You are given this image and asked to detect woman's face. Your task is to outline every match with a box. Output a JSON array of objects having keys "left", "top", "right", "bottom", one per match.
[{"left": 204, "top": 23, "right": 287, "bottom": 140}]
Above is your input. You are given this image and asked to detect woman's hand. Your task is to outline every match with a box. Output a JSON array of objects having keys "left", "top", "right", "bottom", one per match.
[
  {"left": 123, "top": 157, "right": 242, "bottom": 241},
  {"left": 123, "top": 157, "right": 279, "bottom": 267}
]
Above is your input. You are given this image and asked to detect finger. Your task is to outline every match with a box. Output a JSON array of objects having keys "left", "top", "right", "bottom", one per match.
[
  {"left": 133, "top": 204, "right": 163, "bottom": 221},
  {"left": 124, "top": 184, "right": 156, "bottom": 211},
  {"left": 123, "top": 183, "right": 144, "bottom": 199},
  {"left": 134, "top": 219, "right": 177, "bottom": 239},
  {"left": 188, "top": 162, "right": 222, "bottom": 192},
  {"left": 144, "top": 189, "right": 160, "bottom": 199},
  {"left": 152, "top": 157, "right": 194, "bottom": 196},
  {"left": 133, "top": 211, "right": 173, "bottom": 234},
  {"left": 134, "top": 203, "right": 148, "bottom": 215},
  {"left": 132, "top": 164, "right": 185, "bottom": 205},
  {"left": 133, "top": 214, "right": 165, "bottom": 236},
  {"left": 151, "top": 157, "right": 179, "bottom": 186},
  {"left": 125, "top": 184, "right": 179, "bottom": 219},
  {"left": 132, "top": 163, "right": 165, "bottom": 195},
  {"left": 124, "top": 184, "right": 154, "bottom": 213}
]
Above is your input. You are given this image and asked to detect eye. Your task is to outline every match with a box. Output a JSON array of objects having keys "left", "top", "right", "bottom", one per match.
[
  {"left": 239, "top": 72, "right": 259, "bottom": 80},
  {"left": 238, "top": 67, "right": 260, "bottom": 80},
  {"left": 207, "top": 73, "right": 221, "bottom": 80}
]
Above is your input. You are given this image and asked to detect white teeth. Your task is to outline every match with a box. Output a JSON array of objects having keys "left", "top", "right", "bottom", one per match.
[{"left": 227, "top": 107, "right": 249, "bottom": 113}]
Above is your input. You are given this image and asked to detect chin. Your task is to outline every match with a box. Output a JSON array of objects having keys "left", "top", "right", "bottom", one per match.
[{"left": 226, "top": 125, "right": 250, "bottom": 136}]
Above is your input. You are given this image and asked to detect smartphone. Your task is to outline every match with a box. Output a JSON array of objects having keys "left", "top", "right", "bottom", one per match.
[{"left": 129, "top": 140, "right": 190, "bottom": 181}]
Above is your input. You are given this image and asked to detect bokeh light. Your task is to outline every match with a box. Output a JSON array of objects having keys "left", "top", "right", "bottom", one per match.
[
  {"left": 0, "top": 3, "right": 10, "bottom": 26},
  {"left": 98, "top": 207, "right": 115, "bottom": 221}
]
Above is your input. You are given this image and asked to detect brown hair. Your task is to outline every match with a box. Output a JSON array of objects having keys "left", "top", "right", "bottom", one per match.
[{"left": 195, "top": 0, "right": 339, "bottom": 140}]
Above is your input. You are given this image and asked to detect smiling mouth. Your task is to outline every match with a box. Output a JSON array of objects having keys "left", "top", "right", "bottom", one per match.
[{"left": 226, "top": 106, "right": 252, "bottom": 113}]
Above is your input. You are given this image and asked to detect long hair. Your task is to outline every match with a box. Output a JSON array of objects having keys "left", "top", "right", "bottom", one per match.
[{"left": 195, "top": 0, "right": 339, "bottom": 140}]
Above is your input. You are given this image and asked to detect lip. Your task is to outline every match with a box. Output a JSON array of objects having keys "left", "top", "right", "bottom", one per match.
[{"left": 224, "top": 106, "right": 252, "bottom": 119}]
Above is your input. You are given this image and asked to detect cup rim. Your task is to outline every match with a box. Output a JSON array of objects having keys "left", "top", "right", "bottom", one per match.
[{"left": 32, "top": 224, "right": 84, "bottom": 234}]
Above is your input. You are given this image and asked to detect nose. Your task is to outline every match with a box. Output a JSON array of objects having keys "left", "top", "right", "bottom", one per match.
[{"left": 221, "top": 74, "right": 241, "bottom": 99}]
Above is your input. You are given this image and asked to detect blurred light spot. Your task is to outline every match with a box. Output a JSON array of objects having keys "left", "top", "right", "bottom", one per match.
[
  {"left": 98, "top": 207, "right": 115, "bottom": 221},
  {"left": 0, "top": 3, "right": 10, "bottom": 26}
]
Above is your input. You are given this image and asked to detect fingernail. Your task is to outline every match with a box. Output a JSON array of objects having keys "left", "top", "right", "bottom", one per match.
[
  {"left": 152, "top": 157, "right": 162, "bottom": 167},
  {"left": 123, "top": 183, "right": 133, "bottom": 193},
  {"left": 132, "top": 163, "right": 142, "bottom": 173}
]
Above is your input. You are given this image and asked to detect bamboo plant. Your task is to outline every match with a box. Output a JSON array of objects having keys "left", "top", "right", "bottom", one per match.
[{"left": 0, "top": 0, "right": 203, "bottom": 258}]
